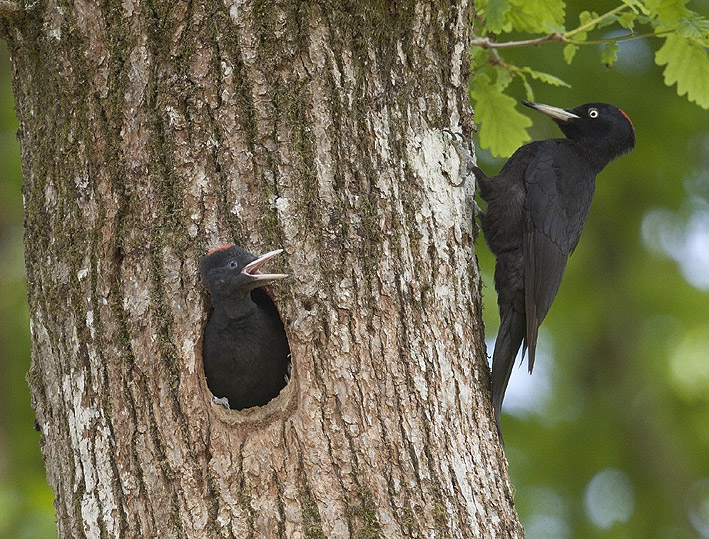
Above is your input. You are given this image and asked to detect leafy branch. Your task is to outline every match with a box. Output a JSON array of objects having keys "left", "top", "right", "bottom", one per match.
[
  {"left": 470, "top": 29, "right": 670, "bottom": 49},
  {"left": 471, "top": 5, "right": 630, "bottom": 49},
  {"left": 471, "top": 0, "right": 709, "bottom": 157}
]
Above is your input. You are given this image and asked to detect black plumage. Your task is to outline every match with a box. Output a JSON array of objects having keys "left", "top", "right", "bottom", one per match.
[
  {"left": 474, "top": 101, "right": 635, "bottom": 437},
  {"left": 200, "top": 244, "right": 290, "bottom": 410}
]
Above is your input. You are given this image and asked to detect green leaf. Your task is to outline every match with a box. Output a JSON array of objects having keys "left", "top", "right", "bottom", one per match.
[
  {"left": 579, "top": 11, "right": 597, "bottom": 27},
  {"left": 655, "top": 34, "right": 709, "bottom": 109},
  {"left": 578, "top": 10, "right": 614, "bottom": 31},
  {"left": 505, "top": 0, "right": 565, "bottom": 34},
  {"left": 569, "top": 30, "right": 587, "bottom": 44},
  {"left": 470, "top": 46, "right": 486, "bottom": 68},
  {"left": 635, "top": 13, "right": 655, "bottom": 26},
  {"left": 494, "top": 66, "right": 514, "bottom": 91},
  {"left": 520, "top": 67, "right": 571, "bottom": 87},
  {"left": 471, "top": 73, "right": 532, "bottom": 158},
  {"left": 621, "top": 0, "right": 650, "bottom": 15},
  {"left": 484, "top": 0, "right": 513, "bottom": 34},
  {"left": 596, "top": 13, "right": 619, "bottom": 29},
  {"left": 644, "top": 0, "right": 690, "bottom": 25},
  {"left": 520, "top": 75, "right": 535, "bottom": 102},
  {"left": 563, "top": 44, "right": 578, "bottom": 64},
  {"left": 601, "top": 40, "right": 620, "bottom": 67},
  {"left": 617, "top": 12, "right": 637, "bottom": 30},
  {"left": 677, "top": 16, "right": 709, "bottom": 44}
]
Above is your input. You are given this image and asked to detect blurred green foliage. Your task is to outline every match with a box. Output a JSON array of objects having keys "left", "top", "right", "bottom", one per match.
[
  {"left": 1, "top": 1, "right": 708, "bottom": 536},
  {"left": 474, "top": 0, "right": 709, "bottom": 536},
  {"left": 0, "top": 42, "right": 56, "bottom": 537}
]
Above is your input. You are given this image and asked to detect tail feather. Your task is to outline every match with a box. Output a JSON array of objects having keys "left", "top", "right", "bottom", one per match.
[{"left": 491, "top": 305, "right": 526, "bottom": 440}]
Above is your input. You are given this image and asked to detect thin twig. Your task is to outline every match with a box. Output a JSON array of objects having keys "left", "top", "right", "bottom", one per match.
[
  {"left": 470, "top": 34, "right": 563, "bottom": 50},
  {"left": 471, "top": 5, "right": 637, "bottom": 50},
  {"left": 567, "top": 30, "right": 672, "bottom": 46},
  {"left": 566, "top": 5, "right": 628, "bottom": 38}
]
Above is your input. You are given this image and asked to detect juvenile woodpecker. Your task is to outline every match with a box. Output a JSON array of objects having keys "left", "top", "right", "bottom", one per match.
[{"left": 200, "top": 244, "right": 290, "bottom": 410}]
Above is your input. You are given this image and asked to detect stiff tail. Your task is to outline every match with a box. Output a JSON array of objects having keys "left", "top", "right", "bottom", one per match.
[{"left": 491, "top": 306, "right": 526, "bottom": 441}]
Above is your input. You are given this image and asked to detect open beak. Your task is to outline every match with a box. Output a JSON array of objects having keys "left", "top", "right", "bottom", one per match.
[
  {"left": 242, "top": 249, "right": 289, "bottom": 283},
  {"left": 522, "top": 100, "right": 580, "bottom": 122}
]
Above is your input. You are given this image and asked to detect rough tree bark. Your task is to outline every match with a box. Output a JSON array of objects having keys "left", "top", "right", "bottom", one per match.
[{"left": 2, "top": 0, "right": 522, "bottom": 537}]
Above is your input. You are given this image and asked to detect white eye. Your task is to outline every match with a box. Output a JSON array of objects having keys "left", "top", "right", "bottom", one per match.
[
  {"left": 589, "top": 108, "right": 599, "bottom": 118},
  {"left": 228, "top": 260, "right": 238, "bottom": 269}
]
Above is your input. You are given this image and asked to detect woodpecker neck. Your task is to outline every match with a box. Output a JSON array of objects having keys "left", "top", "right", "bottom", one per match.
[
  {"left": 569, "top": 136, "right": 630, "bottom": 174},
  {"left": 216, "top": 292, "right": 258, "bottom": 321},
  {"left": 560, "top": 118, "right": 635, "bottom": 173}
]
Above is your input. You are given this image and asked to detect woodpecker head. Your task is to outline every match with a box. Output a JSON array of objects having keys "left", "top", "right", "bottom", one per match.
[
  {"left": 522, "top": 100, "right": 635, "bottom": 167},
  {"left": 200, "top": 244, "right": 288, "bottom": 302}
]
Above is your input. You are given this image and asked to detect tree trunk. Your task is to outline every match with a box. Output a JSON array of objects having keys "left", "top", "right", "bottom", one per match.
[{"left": 2, "top": 0, "right": 522, "bottom": 536}]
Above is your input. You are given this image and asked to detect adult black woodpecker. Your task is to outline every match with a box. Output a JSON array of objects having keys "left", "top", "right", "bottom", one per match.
[
  {"left": 200, "top": 244, "right": 290, "bottom": 410},
  {"left": 474, "top": 101, "right": 635, "bottom": 437}
]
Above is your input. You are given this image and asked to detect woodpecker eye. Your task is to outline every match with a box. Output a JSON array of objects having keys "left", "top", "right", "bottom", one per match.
[
  {"left": 589, "top": 108, "right": 599, "bottom": 118},
  {"left": 228, "top": 260, "right": 238, "bottom": 269}
]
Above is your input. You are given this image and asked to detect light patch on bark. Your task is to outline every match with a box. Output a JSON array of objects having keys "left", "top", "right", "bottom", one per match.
[
  {"left": 63, "top": 369, "right": 118, "bottom": 537},
  {"left": 122, "top": 270, "right": 150, "bottom": 319},
  {"left": 407, "top": 127, "right": 474, "bottom": 237}
]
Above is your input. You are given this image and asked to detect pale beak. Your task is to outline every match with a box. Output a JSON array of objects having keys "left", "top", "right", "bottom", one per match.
[
  {"left": 522, "top": 100, "right": 580, "bottom": 122},
  {"left": 242, "top": 249, "right": 289, "bottom": 283}
]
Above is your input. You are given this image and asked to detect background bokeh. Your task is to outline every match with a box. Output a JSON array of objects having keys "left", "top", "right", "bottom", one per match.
[
  {"left": 0, "top": 1, "right": 707, "bottom": 536},
  {"left": 0, "top": 43, "right": 57, "bottom": 536}
]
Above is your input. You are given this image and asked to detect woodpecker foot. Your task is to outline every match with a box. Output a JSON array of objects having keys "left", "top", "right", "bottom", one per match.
[
  {"left": 444, "top": 130, "right": 483, "bottom": 218},
  {"left": 211, "top": 396, "right": 231, "bottom": 409},
  {"left": 444, "top": 129, "right": 476, "bottom": 188}
]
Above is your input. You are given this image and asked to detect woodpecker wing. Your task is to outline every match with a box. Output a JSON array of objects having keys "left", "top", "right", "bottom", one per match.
[{"left": 523, "top": 141, "right": 595, "bottom": 371}]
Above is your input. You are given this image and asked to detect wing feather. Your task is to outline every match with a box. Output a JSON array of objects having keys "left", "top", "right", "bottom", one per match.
[{"left": 523, "top": 143, "right": 595, "bottom": 371}]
